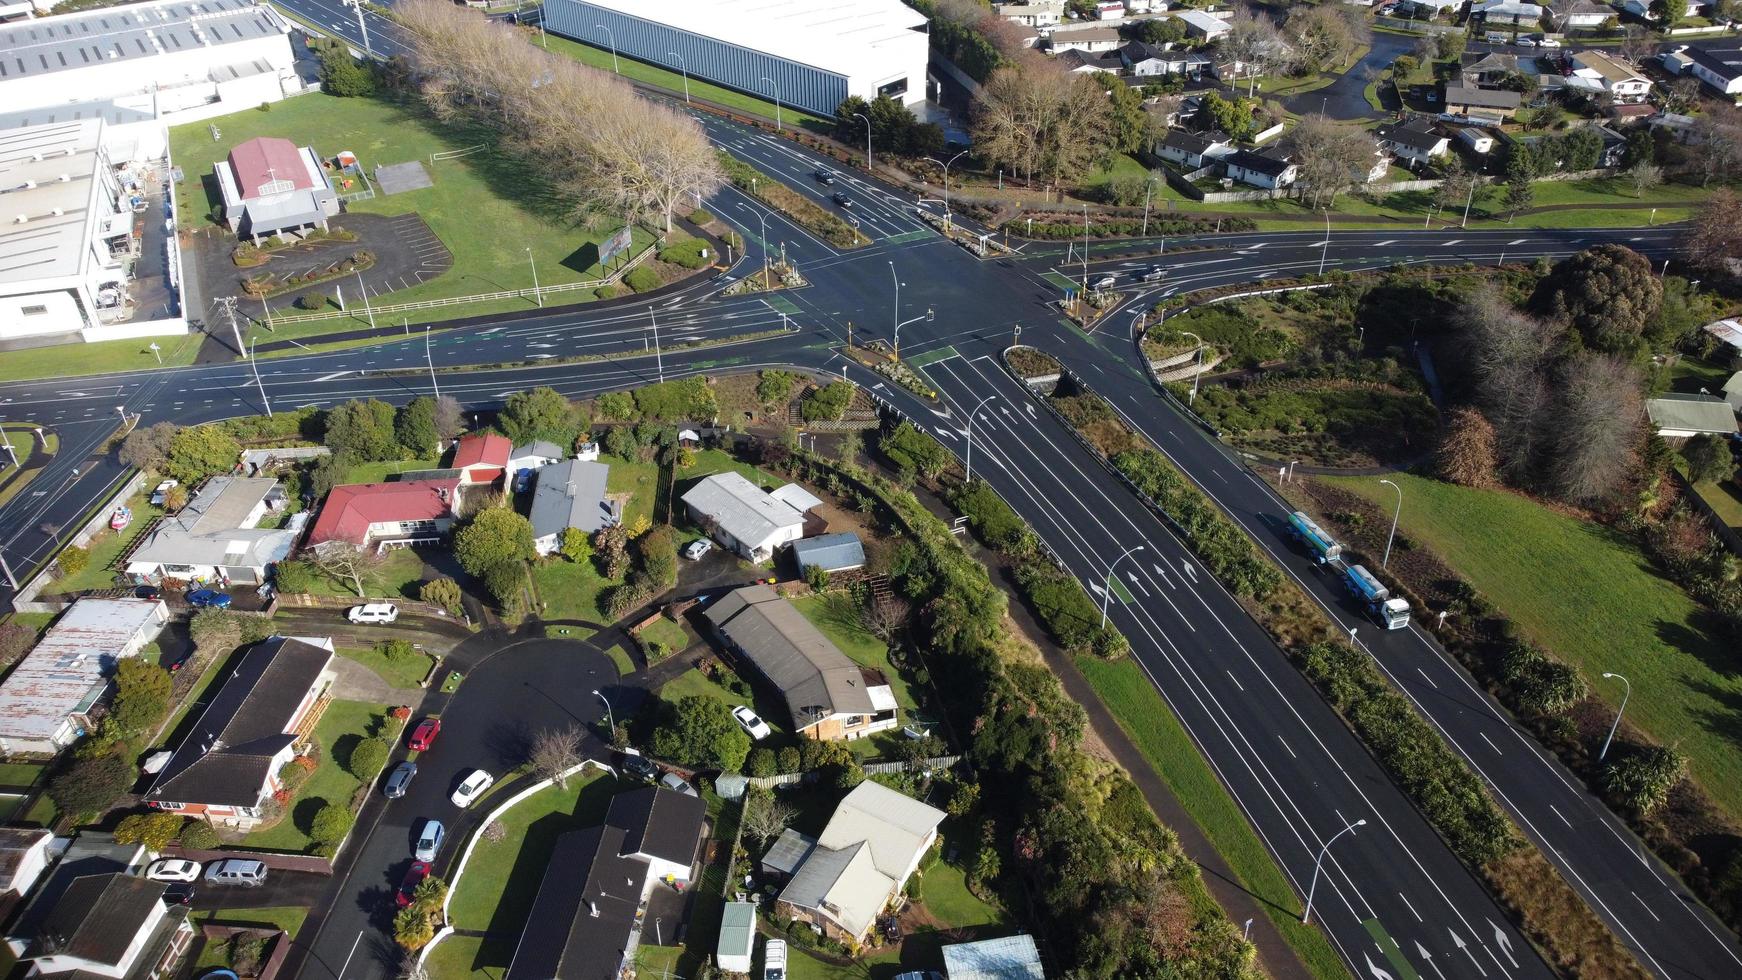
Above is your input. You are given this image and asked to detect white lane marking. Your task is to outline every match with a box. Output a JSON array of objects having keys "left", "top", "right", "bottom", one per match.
[
  {"left": 1398, "top": 892, "right": 1423, "bottom": 924},
  {"left": 1630, "top": 891, "right": 1661, "bottom": 922},
  {"left": 1548, "top": 804, "right": 1574, "bottom": 829},
  {"left": 1277, "top": 736, "right": 1298, "bottom": 759},
  {"left": 1416, "top": 667, "right": 1438, "bottom": 689},
  {"left": 1479, "top": 732, "right": 1502, "bottom": 755},
  {"left": 1225, "top": 669, "right": 1245, "bottom": 692}
]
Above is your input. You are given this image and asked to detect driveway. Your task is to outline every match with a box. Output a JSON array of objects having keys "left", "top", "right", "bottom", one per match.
[{"left": 283, "top": 632, "right": 639, "bottom": 980}]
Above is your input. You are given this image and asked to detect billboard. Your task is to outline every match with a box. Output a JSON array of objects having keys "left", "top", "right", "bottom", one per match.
[{"left": 600, "top": 226, "right": 633, "bottom": 266}]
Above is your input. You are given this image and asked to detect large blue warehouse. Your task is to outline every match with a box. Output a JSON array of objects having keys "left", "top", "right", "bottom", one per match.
[{"left": 543, "top": 0, "right": 930, "bottom": 118}]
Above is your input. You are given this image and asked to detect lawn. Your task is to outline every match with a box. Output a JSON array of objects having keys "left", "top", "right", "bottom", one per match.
[
  {"left": 0, "top": 763, "right": 44, "bottom": 789},
  {"left": 446, "top": 770, "right": 618, "bottom": 931},
  {"left": 1076, "top": 654, "right": 1348, "bottom": 980},
  {"left": 0, "top": 330, "right": 200, "bottom": 384},
  {"left": 192, "top": 906, "right": 310, "bottom": 971},
  {"left": 531, "top": 557, "right": 616, "bottom": 627},
  {"left": 606, "top": 454, "right": 662, "bottom": 529},
  {"left": 636, "top": 615, "right": 690, "bottom": 656},
  {"left": 340, "top": 456, "right": 441, "bottom": 485},
  {"left": 167, "top": 93, "right": 650, "bottom": 341},
  {"left": 301, "top": 547, "right": 427, "bottom": 601},
  {"left": 1324, "top": 473, "right": 1742, "bottom": 820},
  {"left": 914, "top": 847, "right": 1005, "bottom": 931},
  {"left": 676, "top": 448, "right": 779, "bottom": 492},
  {"left": 334, "top": 644, "right": 434, "bottom": 690},
  {"left": 1693, "top": 479, "right": 1742, "bottom": 531},
  {"left": 244, "top": 699, "right": 388, "bottom": 852},
  {"left": 1664, "top": 355, "right": 1732, "bottom": 395},
  {"left": 53, "top": 493, "right": 163, "bottom": 593},
  {"left": 426, "top": 934, "right": 518, "bottom": 980}
]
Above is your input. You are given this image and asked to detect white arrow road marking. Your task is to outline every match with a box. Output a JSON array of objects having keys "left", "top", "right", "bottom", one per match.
[
  {"left": 1178, "top": 558, "right": 1199, "bottom": 582},
  {"left": 1450, "top": 930, "right": 1488, "bottom": 977},
  {"left": 1441, "top": 238, "right": 1463, "bottom": 245},
  {"left": 935, "top": 428, "right": 958, "bottom": 441},
  {"left": 1508, "top": 238, "right": 1527, "bottom": 245},
  {"left": 1126, "top": 571, "right": 1149, "bottom": 597},
  {"left": 1089, "top": 582, "right": 1107, "bottom": 598},
  {"left": 1025, "top": 404, "right": 1037, "bottom": 419},
  {"left": 1365, "top": 953, "right": 1396, "bottom": 980},
  {"left": 1488, "top": 920, "right": 1519, "bottom": 969},
  {"left": 312, "top": 372, "right": 353, "bottom": 383},
  {"left": 1417, "top": 941, "right": 1450, "bottom": 980},
  {"left": 1373, "top": 239, "right": 1397, "bottom": 246}
]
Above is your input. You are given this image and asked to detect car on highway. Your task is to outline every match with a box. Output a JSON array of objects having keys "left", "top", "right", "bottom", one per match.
[
  {"left": 146, "top": 859, "right": 202, "bottom": 882},
  {"left": 1092, "top": 275, "right": 1117, "bottom": 290},
  {"left": 1537, "top": 36, "right": 1561, "bottom": 47},
  {"left": 451, "top": 769, "right": 495, "bottom": 807},
  {"left": 186, "top": 589, "right": 232, "bottom": 609},
  {"left": 732, "top": 705, "right": 772, "bottom": 740},
  {"left": 384, "top": 761, "right": 418, "bottom": 799},
  {"left": 204, "top": 859, "right": 267, "bottom": 887},
  {"left": 682, "top": 539, "right": 713, "bottom": 561},
  {"left": 413, "top": 820, "right": 444, "bottom": 862},
  {"left": 396, "top": 861, "right": 431, "bottom": 907},
  {"left": 407, "top": 717, "right": 442, "bottom": 752},
  {"left": 814, "top": 170, "right": 835, "bottom": 185},
  {"left": 832, "top": 192, "right": 853, "bottom": 208},
  {"left": 1515, "top": 36, "right": 1536, "bottom": 46},
  {"left": 347, "top": 602, "right": 399, "bottom": 624},
  {"left": 1141, "top": 268, "right": 1165, "bottom": 282}
]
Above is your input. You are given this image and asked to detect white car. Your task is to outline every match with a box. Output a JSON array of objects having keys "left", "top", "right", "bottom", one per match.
[
  {"left": 1537, "top": 37, "right": 1562, "bottom": 47},
  {"left": 150, "top": 479, "right": 178, "bottom": 506},
  {"left": 146, "top": 858, "right": 202, "bottom": 882},
  {"left": 682, "top": 539, "right": 714, "bottom": 561},
  {"left": 451, "top": 768, "right": 495, "bottom": 807},
  {"left": 732, "top": 705, "right": 772, "bottom": 741},
  {"left": 347, "top": 602, "right": 399, "bottom": 624}
]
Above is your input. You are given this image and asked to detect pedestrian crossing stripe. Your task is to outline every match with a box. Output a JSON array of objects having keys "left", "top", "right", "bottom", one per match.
[{"left": 883, "top": 230, "right": 931, "bottom": 244}]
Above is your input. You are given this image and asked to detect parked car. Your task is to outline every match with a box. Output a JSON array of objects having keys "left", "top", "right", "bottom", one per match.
[
  {"left": 396, "top": 861, "right": 431, "bottom": 908},
  {"left": 732, "top": 705, "right": 773, "bottom": 741},
  {"left": 832, "top": 192, "right": 853, "bottom": 208},
  {"left": 660, "top": 771, "right": 699, "bottom": 797},
  {"left": 149, "top": 479, "right": 178, "bottom": 506},
  {"left": 413, "top": 820, "right": 444, "bottom": 862},
  {"left": 451, "top": 769, "right": 495, "bottom": 807},
  {"left": 204, "top": 860, "right": 268, "bottom": 887},
  {"left": 1515, "top": 37, "right": 1536, "bottom": 47},
  {"left": 134, "top": 585, "right": 161, "bottom": 600},
  {"left": 1537, "top": 36, "right": 1562, "bottom": 47},
  {"left": 347, "top": 602, "right": 399, "bottom": 624},
  {"left": 763, "top": 939, "right": 787, "bottom": 980},
  {"left": 514, "top": 468, "right": 534, "bottom": 494},
  {"left": 146, "top": 859, "right": 202, "bottom": 882},
  {"left": 814, "top": 170, "right": 835, "bottom": 185},
  {"left": 682, "top": 539, "right": 714, "bottom": 561},
  {"left": 186, "top": 589, "right": 232, "bottom": 609},
  {"left": 407, "top": 717, "right": 442, "bottom": 752},
  {"left": 166, "top": 651, "right": 191, "bottom": 673},
  {"left": 161, "top": 883, "right": 196, "bottom": 907},
  {"left": 384, "top": 761, "right": 418, "bottom": 799},
  {"left": 618, "top": 750, "right": 659, "bottom": 783}
]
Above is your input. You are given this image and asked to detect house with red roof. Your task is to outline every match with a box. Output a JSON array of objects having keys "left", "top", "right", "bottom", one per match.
[
  {"left": 452, "top": 433, "right": 511, "bottom": 489},
  {"left": 214, "top": 136, "right": 338, "bottom": 242},
  {"left": 306, "top": 479, "right": 458, "bottom": 551}
]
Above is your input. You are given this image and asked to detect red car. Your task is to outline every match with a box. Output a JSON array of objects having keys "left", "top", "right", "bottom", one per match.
[
  {"left": 407, "top": 717, "right": 441, "bottom": 752},
  {"left": 396, "top": 861, "right": 431, "bottom": 907}
]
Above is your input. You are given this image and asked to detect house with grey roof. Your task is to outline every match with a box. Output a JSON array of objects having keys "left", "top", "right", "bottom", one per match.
[
  {"left": 1646, "top": 394, "right": 1740, "bottom": 438},
  {"left": 792, "top": 533, "right": 866, "bottom": 576},
  {"left": 702, "top": 585, "right": 898, "bottom": 741},
  {"left": 943, "top": 934, "right": 1047, "bottom": 979},
  {"left": 681, "top": 472, "right": 808, "bottom": 561},
  {"left": 530, "top": 460, "right": 618, "bottom": 556},
  {"left": 0, "top": 598, "right": 168, "bottom": 756},
  {"left": 12, "top": 873, "right": 192, "bottom": 980},
  {"left": 125, "top": 477, "right": 292, "bottom": 587},
  {"left": 508, "top": 440, "right": 567, "bottom": 477},
  {"left": 775, "top": 781, "right": 945, "bottom": 943}
]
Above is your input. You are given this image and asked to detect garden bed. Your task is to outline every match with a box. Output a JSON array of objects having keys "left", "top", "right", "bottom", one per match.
[
  {"left": 1185, "top": 377, "right": 1438, "bottom": 467},
  {"left": 241, "top": 250, "right": 377, "bottom": 301}
]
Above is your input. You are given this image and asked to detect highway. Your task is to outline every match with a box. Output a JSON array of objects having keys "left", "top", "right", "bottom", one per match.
[{"left": 1, "top": 75, "right": 1736, "bottom": 980}]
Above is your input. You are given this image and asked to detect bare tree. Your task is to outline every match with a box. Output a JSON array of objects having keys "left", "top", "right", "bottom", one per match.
[
  {"left": 860, "top": 593, "right": 912, "bottom": 643},
  {"left": 530, "top": 725, "right": 584, "bottom": 788},
  {"left": 1618, "top": 26, "right": 1656, "bottom": 64},
  {"left": 1547, "top": 353, "right": 1642, "bottom": 507},
  {"left": 1683, "top": 188, "right": 1742, "bottom": 275},
  {"left": 740, "top": 789, "right": 798, "bottom": 847},
  {"left": 1458, "top": 287, "right": 1563, "bottom": 484},
  {"left": 1694, "top": 107, "right": 1742, "bottom": 187},
  {"left": 1287, "top": 6, "right": 1366, "bottom": 76},
  {"left": 434, "top": 395, "right": 464, "bottom": 443},
  {"left": 971, "top": 66, "right": 1112, "bottom": 187},
  {"left": 308, "top": 541, "right": 381, "bottom": 597},
  {"left": 1626, "top": 160, "right": 1663, "bottom": 198},
  {"left": 1223, "top": 11, "right": 1293, "bottom": 91},
  {"left": 1291, "top": 114, "right": 1380, "bottom": 210}
]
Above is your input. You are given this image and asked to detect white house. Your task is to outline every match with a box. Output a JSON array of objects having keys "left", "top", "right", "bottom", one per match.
[
  {"left": 1376, "top": 119, "right": 1451, "bottom": 166},
  {"left": 1095, "top": 0, "right": 1125, "bottom": 18},
  {"left": 775, "top": 782, "right": 945, "bottom": 943},
  {"left": 1153, "top": 128, "right": 1236, "bottom": 168},
  {"left": 125, "top": 477, "right": 292, "bottom": 588},
  {"left": 508, "top": 440, "right": 567, "bottom": 479},
  {"left": 1454, "top": 125, "right": 1499, "bottom": 154},
  {"left": 999, "top": 1, "right": 1062, "bottom": 27},
  {"left": 1123, "top": 41, "right": 1213, "bottom": 78},
  {"left": 1572, "top": 50, "right": 1653, "bottom": 102},
  {"left": 214, "top": 136, "right": 340, "bottom": 243},
  {"left": 681, "top": 472, "right": 809, "bottom": 561},
  {"left": 14, "top": 874, "right": 193, "bottom": 980},
  {"left": 1474, "top": 0, "right": 1546, "bottom": 24},
  {"left": 716, "top": 903, "right": 756, "bottom": 974},
  {"left": 1559, "top": 1, "right": 1615, "bottom": 27},
  {"left": 0, "top": 599, "right": 169, "bottom": 756},
  {"left": 0, "top": 830, "right": 57, "bottom": 902},
  {"left": 1176, "top": 9, "right": 1231, "bottom": 38},
  {"left": 1681, "top": 41, "right": 1742, "bottom": 94},
  {"left": 1224, "top": 148, "right": 1298, "bottom": 189},
  {"left": 1622, "top": 0, "right": 1701, "bottom": 19},
  {"left": 605, "top": 785, "right": 705, "bottom": 884},
  {"left": 1049, "top": 26, "right": 1124, "bottom": 52}
]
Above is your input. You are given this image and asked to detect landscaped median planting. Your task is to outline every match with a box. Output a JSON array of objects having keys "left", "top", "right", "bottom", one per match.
[
  {"left": 1004, "top": 348, "right": 1652, "bottom": 980},
  {"left": 717, "top": 152, "right": 868, "bottom": 249}
]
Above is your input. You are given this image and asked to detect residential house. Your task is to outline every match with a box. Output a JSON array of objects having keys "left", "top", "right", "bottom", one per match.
[
  {"left": 604, "top": 785, "right": 706, "bottom": 884},
  {"left": 792, "top": 533, "right": 867, "bottom": 576},
  {"left": 775, "top": 781, "right": 945, "bottom": 944},
  {"left": 124, "top": 477, "right": 292, "bottom": 587},
  {"left": 1606, "top": 102, "right": 1658, "bottom": 125},
  {"left": 943, "top": 935, "right": 1047, "bottom": 980},
  {"left": 1460, "top": 51, "right": 1522, "bottom": 86},
  {"left": 1571, "top": 50, "right": 1653, "bottom": 102},
  {"left": 5, "top": 832, "right": 147, "bottom": 959},
  {"left": 1442, "top": 83, "right": 1522, "bottom": 119},
  {"left": 11, "top": 874, "right": 192, "bottom": 980},
  {"left": 0, "top": 829, "right": 57, "bottom": 909},
  {"left": 1559, "top": 0, "right": 1615, "bottom": 27},
  {"left": 305, "top": 479, "right": 458, "bottom": 550},
  {"left": 1223, "top": 148, "right": 1297, "bottom": 189},
  {"left": 1722, "top": 371, "right": 1742, "bottom": 411},
  {"left": 1621, "top": 0, "right": 1701, "bottom": 19},
  {"left": 1048, "top": 26, "right": 1123, "bottom": 53},
  {"left": 1703, "top": 318, "right": 1742, "bottom": 361},
  {"left": 508, "top": 440, "right": 567, "bottom": 477},
  {"left": 1376, "top": 118, "right": 1450, "bottom": 167},
  {"left": 1473, "top": 0, "right": 1545, "bottom": 24},
  {"left": 451, "top": 432, "right": 511, "bottom": 495},
  {"left": 143, "top": 636, "right": 336, "bottom": 830},
  {"left": 529, "top": 460, "right": 618, "bottom": 557},
  {"left": 1152, "top": 128, "right": 1235, "bottom": 168},
  {"left": 504, "top": 786, "right": 706, "bottom": 980},
  {"left": 761, "top": 827, "right": 817, "bottom": 880},
  {"left": 1122, "top": 42, "right": 1213, "bottom": 78},
  {"left": 1054, "top": 48, "right": 1123, "bottom": 73},
  {"left": 1094, "top": 0, "right": 1125, "bottom": 18},
  {"left": 0, "top": 598, "right": 168, "bottom": 756},
  {"left": 702, "top": 585, "right": 900, "bottom": 741},
  {"left": 1675, "top": 40, "right": 1742, "bottom": 94},
  {"left": 999, "top": 1, "right": 1063, "bottom": 27},
  {"left": 1177, "top": 9, "right": 1231, "bottom": 38},
  {"left": 1646, "top": 394, "right": 1741, "bottom": 438},
  {"left": 680, "top": 472, "right": 808, "bottom": 561},
  {"left": 1400, "top": 0, "right": 1464, "bottom": 15}
]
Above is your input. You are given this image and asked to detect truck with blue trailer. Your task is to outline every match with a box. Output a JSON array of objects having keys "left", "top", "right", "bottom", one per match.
[
  {"left": 1287, "top": 511, "right": 1342, "bottom": 564},
  {"left": 1337, "top": 562, "right": 1411, "bottom": 630}
]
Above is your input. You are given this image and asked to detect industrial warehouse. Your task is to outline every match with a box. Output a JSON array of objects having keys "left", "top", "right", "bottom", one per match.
[{"left": 543, "top": 0, "right": 930, "bottom": 117}]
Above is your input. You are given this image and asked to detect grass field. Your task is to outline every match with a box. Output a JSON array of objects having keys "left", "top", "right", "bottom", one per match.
[
  {"left": 0, "top": 330, "right": 201, "bottom": 384},
  {"left": 300, "top": 546, "right": 427, "bottom": 601},
  {"left": 335, "top": 643, "right": 434, "bottom": 690},
  {"left": 245, "top": 699, "right": 387, "bottom": 852},
  {"left": 636, "top": 614, "right": 690, "bottom": 655},
  {"left": 606, "top": 455, "right": 662, "bottom": 528},
  {"left": 340, "top": 456, "right": 441, "bottom": 485},
  {"left": 1325, "top": 473, "right": 1742, "bottom": 820},
  {"left": 1076, "top": 654, "right": 1348, "bottom": 980},
  {"left": 790, "top": 593, "right": 917, "bottom": 711},
  {"left": 532, "top": 557, "right": 617, "bottom": 627},
  {"left": 53, "top": 493, "right": 161, "bottom": 593},
  {"left": 167, "top": 93, "right": 650, "bottom": 342},
  {"left": 446, "top": 770, "right": 616, "bottom": 931}
]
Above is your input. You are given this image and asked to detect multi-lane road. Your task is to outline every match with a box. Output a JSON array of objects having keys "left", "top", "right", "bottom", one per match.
[{"left": 4, "top": 56, "right": 1738, "bottom": 980}]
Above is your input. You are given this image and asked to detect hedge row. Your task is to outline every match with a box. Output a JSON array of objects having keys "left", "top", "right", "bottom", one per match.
[
  {"left": 1111, "top": 449, "right": 1282, "bottom": 600},
  {"left": 717, "top": 151, "right": 864, "bottom": 249},
  {"left": 1009, "top": 215, "right": 1256, "bottom": 241}
]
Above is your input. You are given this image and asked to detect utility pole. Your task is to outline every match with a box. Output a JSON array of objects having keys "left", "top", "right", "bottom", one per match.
[
  {"left": 1318, "top": 210, "right": 1330, "bottom": 276},
  {"left": 0, "top": 550, "right": 16, "bottom": 591},
  {"left": 526, "top": 247, "right": 542, "bottom": 307},
  {"left": 0, "top": 426, "right": 16, "bottom": 468},
  {"left": 649, "top": 309, "right": 664, "bottom": 381},
  {"left": 964, "top": 394, "right": 993, "bottom": 485},
  {"left": 425, "top": 326, "right": 441, "bottom": 399},
  {"left": 350, "top": 0, "right": 371, "bottom": 58},
  {"left": 1599, "top": 672, "right": 1631, "bottom": 761},
  {"left": 356, "top": 271, "right": 376, "bottom": 330},
  {"left": 215, "top": 296, "right": 246, "bottom": 357},
  {"left": 247, "top": 339, "right": 272, "bottom": 418},
  {"left": 1461, "top": 176, "right": 1476, "bottom": 229},
  {"left": 1379, "top": 478, "right": 1401, "bottom": 567}
]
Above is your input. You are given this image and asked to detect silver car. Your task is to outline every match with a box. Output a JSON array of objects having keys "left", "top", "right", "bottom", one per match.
[{"left": 384, "top": 761, "right": 417, "bottom": 799}]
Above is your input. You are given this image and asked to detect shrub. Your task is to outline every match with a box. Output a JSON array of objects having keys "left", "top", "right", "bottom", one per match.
[
  {"left": 756, "top": 370, "right": 797, "bottom": 406},
  {"left": 777, "top": 746, "right": 801, "bottom": 773},
  {"left": 47, "top": 751, "right": 134, "bottom": 816},
  {"left": 594, "top": 285, "right": 618, "bottom": 301},
  {"left": 114, "top": 812, "right": 184, "bottom": 851},
  {"left": 746, "top": 747, "right": 778, "bottom": 776},
  {"left": 57, "top": 546, "right": 90, "bottom": 578},
  {"left": 377, "top": 639, "right": 417, "bottom": 665},
  {"left": 803, "top": 564, "right": 830, "bottom": 591},
  {"left": 347, "top": 737, "right": 390, "bottom": 779},
  {"left": 637, "top": 526, "right": 679, "bottom": 589},
  {"left": 688, "top": 208, "right": 716, "bottom": 225},
  {"left": 297, "top": 291, "right": 328, "bottom": 311},
  {"left": 274, "top": 559, "right": 321, "bottom": 594},
  {"left": 948, "top": 480, "right": 1032, "bottom": 554},
  {"left": 482, "top": 820, "right": 506, "bottom": 843},
  {"left": 624, "top": 266, "right": 660, "bottom": 292},
  {"left": 1602, "top": 745, "right": 1686, "bottom": 817},
  {"left": 180, "top": 820, "right": 219, "bottom": 850},
  {"left": 656, "top": 236, "right": 711, "bottom": 270},
  {"left": 310, "top": 803, "right": 354, "bottom": 846},
  {"left": 801, "top": 382, "right": 854, "bottom": 422},
  {"left": 1501, "top": 642, "right": 1587, "bottom": 716},
  {"left": 420, "top": 578, "right": 464, "bottom": 617},
  {"left": 1112, "top": 449, "right": 1281, "bottom": 599}
]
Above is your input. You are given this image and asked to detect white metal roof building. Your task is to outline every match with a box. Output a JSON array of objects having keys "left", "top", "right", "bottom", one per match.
[
  {"left": 681, "top": 471, "right": 807, "bottom": 561},
  {"left": 0, "top": 598, "right": 169, "bottom": 756},
  {"left": 542, "top": 0, "right": 929, "bottom": 117},
  {"left": 942, "top": 934, "right": 1047, "bottom": 979}
]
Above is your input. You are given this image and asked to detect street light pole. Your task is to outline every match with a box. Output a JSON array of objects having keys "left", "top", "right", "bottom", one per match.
[
  {"left": 349, "top": 0, "right": 371, "bottom": 58},
  {"left": 1318, "top": 210, "right": 1330, "bottom": 276},
  {"left": 592, "top": 689, "right": 616, "bottom": 735},
  {"left": 1177, "top": 330, "right": 1204, "bottom": 405},
  {"left": 760, "top": 76, "right": 783, "bottom": 130},
  {"left": 1142, "top": 174, "right": 1157, "bottom": 237},
  {"left": 1099, "top": 545, "right": 1145, "bottom": 628},
  {"left": 666, "top": 52, "right": 690, "bottom": 103},
  {"left": 888, "top": 260, "right": 901, "bottom": 355},
  {"left": 940, "top": 149, "right": 968, "bottom": 214},
  {"left": 649, "top": 309, "right": 663, "bottom": 382},
  {"left": 595, "top": 24, "right": 618, "bottom": 73},
  {"left": 1461, "top": 175, "right": 1476, "bottom": 229},
  {"left": 1379, "top": 478, "right": 1402, "bottom": 568},
  {"left": 964, "top": 393, "right": 994, "bottom": 485},
  {"left": 853, "top": 112, "right": 873, "bottom": 171},
  {"left": 525, "top": 247, "right": 541, "bottom": 307},
  {"left": 247, "top": 339, "right": 272, "bottom": 418},
  {"left": 1302, "top": 818, "right": 1366, "bottom": 925},
  {"left": 424, "top": 326, "right": 441, "bottom": 399},
  {"left": 1599, "top": 672, "right": 1631, "bottom": 761}
]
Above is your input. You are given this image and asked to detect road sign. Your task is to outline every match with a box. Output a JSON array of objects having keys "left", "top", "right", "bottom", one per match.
[{"left": 600, "top": 226, "right": 633, "bottom": 266}]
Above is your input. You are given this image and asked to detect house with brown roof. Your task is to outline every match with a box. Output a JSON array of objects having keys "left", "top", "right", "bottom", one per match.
[
  {"left": 1443, "top": 83, "right": 1522, "bottom": 120},
  {"left": 214, "top": 136, "right": 338, "bottom": 243},
  {"left": 143, "top": 636, "right": 336, "bottom": 830},
  {"left": 13, "top": 873, "right": 192, "bottom": 980}
]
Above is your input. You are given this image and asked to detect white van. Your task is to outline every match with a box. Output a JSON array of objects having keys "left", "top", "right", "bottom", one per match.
[
  {"left": 203, "top": 859, "right": 268, "bottom": 887},
  {"left": 763, "top": 939, "right": 787, "bottom": 980},
  {"left": 347, "top": 603, "right": 400, "bottom": 624}
]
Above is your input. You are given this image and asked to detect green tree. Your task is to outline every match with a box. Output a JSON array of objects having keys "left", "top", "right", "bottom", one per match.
[
  {"left": 1602, "top": 745, "right": 1686, "bottom": 816},
  {"left": 500, "top": 387, "right": 580, "bottom": 446},
  {"left": 1197, "top": 91, "right": 1257, "bottom": 142},
  {"left": 1102, "top": 77, "right": 1151, "bottom": 155},
  {"left": 189, "top": 608, "right": 244, "bottom": 654},
  {"left": 637, "top": 525, "right": 679, "bottom": 588},
  {"left": 165, "top": 425, "right": 241, "bottom": 484},
  {"left": 755, "top": 370, "right": 797, "bottom": 406},
  {"left": 310, "top": 803, "right": 354, "bottom": 846},
  {"left": 112, "top": 659, "right": 173, "bottom": 735},
  {"left": 420, "top": 578, "right": 464, "bottom": 617},
  {"left": 1650, "top": 0, "right": 1683, "bottom": 27},
  {"left": 482, "top": 561, "right": 528, "bottom": 613},
  {"left": 347, "top": 737, "right": 390, "bottom": 779},
  {"left": 1132, "top": 17, "right": 1187, "bottom": 44},
  {"left": 559, "top": 528, "right": 594, "bottom": 564},
  {"left": 881, "top": 420, "right": 951, "bottom": 480},
  {"left": 180, "top": 820, "right": 219, "bottom": 850},
  {"left": 652, "top": 696, "right": 751, "bottom": 771},
  {"left": 114, "top": 812, "right": 184, "bottom": 851},
  {"left": 453, "top": 508, "right": 536, "bottom": 577},
  {"left": 1503, "top": 170, "right": 1534, "bottom": 219},
  {"left": 395, "top": 397, "right": 441, "bottom": 457},
  {"left": 1532, "top": 244, "right": 1662, "bottom": 356},
  {"left": 325, "top": 399, "right": 401, "bottom": 462},
  {"left": 594, "top": 391, "right": 637, "bottom": 422},
  {"left": 274, "top": 559, "right": 321, "bottom": 594},
  {"left": 1682, "top": 433, "right": 1736, "bottom": 484},
  {"left": 318, "top": 42, "right": 375, "bottom": 97},
  {"left": 47, "top": 750, "right": 134, "bottom": 815}
]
